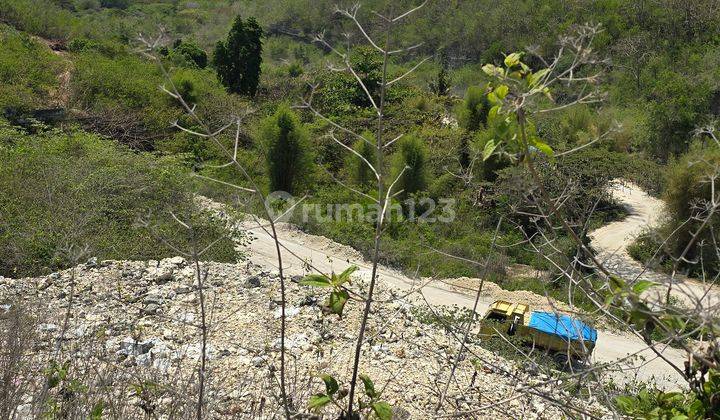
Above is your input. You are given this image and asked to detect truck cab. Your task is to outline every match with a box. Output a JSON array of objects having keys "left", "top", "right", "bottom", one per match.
[{"left": 479, "top": 300, "right": 529, "bottom": 338}]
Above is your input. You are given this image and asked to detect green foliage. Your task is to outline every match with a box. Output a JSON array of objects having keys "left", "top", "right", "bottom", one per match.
[
  {"left": 313, "top": 46, "right": 385, "bottom": 117},
  {"left": 169, "top": 39, "right": 208, "bottom": 69},
  {"left": 261, "top": 105, "right": 312, "bottom": 194},
  {"left": 646, "top": 70, "right": 711, "bottom": 160},
  {"left": 213, "top": 15, "right": 263, "bottom": 96},
  {"left": 348, "top": 131, "right": 377, "bottom": 189},
  {"left": 392, "top": 134, "right": 428, "bottom": 199},
  {"left": 431, "top": 49, "right": 451, "bottom": 96},
  {"left": 66, "top": 37, "right": 125, "bottom": 56},
  {"left": 307, "top": 373, "right": 392, "bottom": 419},
  {"left": 615, "top": 378, "right": 719, "bottom": 420},
  {"left": 71, "top": 49, "right": 230, "bottom": 149},
  {"left": 0, "top": 0, "right": 78, "bottom": 39},
  {"left": 0, "top": 123, "right": 239, "bottom": 277},
  {"left": 300, "top": 266, "right": 357, "bottom": 317},
  {"left": 0, "top": 25, "right": 64, "bottom": 111},
  {"left": 659, "top": 142, "right": 720, "bottom": 276},
  {"left": 457, "top": 85, "right": 490, "bottom": 132},
  {"left": 627, "top": 230, "right": 670, "bottom": 272}
]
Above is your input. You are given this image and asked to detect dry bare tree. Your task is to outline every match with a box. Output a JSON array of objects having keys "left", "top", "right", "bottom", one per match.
[
  {"left": 295, "top": 1, "right": 433, "bottom": 416},
  {"left": 138, "top": 32, "right": 297, "bottom": 418}
]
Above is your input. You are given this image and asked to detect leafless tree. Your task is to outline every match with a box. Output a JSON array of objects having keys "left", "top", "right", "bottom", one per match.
[
  {"left": 138, "top": 31, "right": 296, "bottom": 418},
  {"left": 296, "top": 1, "right": 432, "bottom": 415}
]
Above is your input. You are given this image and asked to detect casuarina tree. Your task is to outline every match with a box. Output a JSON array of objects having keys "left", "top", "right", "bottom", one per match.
[
  {"left": 213, "top": 15, "right": 263, "bottom": 96},
  {"left": 392, "top": 134, "right": 428, "bottom": 199},
  {"left": 349, "top": 131, "right": 377, "bottom": 189},
  {"left": 261, "top": 106, "right": 312, "bottom": 195}
]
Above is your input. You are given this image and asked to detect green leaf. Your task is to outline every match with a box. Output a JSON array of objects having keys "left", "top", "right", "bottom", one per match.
[
  {"left": 371, "top": 402, "right": 393, "bottom": 420},
  {"left": 359, "top": 374, "right": 377, "bottom": 399},
  {"left": 299, "top": 275, "right": 332, "bottom": 287},
  {"left": 487, "top": 105, "right": 501, "bottom": 125},
  {"left": 320, "top": 374, "right": 339, "bottom": 395},
  {"left": 494, "top": 84, "right": 509, "bottom": 100},
  {"left": 609, "top": 275, "right": 626, "bottom": 293},
  {"left": 308, "top": 394, "right": 332, "bottom": 411},
  {"left": 327, "top": 289, "right": 350, "bottom": 317},
  {"left": 632, "top": 280, "right": 657, "bottom": 294},
  {"left": 487, "top": 91, "right": 500, "bottom": 105},
  {"left": 528, "top": 68, "right": 550, "bottom": 87},
  {"left": 530, "top": 138, "right": 553, "bottom": 158},
  {"left": 482, "top": 63, "right": 501, "bottom": 77},
  {"left": 483, "top": 139, "right": 498, "bottom": 161},
  {"left": 615, "top": 395, "right": 636, "bottom": 413},
  {"left": 335, "top": 265, "right": 358, "bottom": 286},
  {"left": 504, "top": 52, "right": 522, "bottom": 68}
]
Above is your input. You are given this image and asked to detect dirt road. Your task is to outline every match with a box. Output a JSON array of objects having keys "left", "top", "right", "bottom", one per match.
[
  {"left": 195, "top": 196, "right": 689, "bottom": 390},
  {"left": 589, "top": 181, "right": 720, "bottom": 307}
]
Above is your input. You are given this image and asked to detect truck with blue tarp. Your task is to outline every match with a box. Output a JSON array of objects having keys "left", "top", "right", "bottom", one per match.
[{"left": 479, "top": 300, "right": 598, "bottom": 365}]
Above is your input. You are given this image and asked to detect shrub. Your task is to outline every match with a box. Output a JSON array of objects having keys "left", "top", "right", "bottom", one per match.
[
  {"left": 615, "top": 376, "right": 720, "bottom": 420},
  {"left": 0, "top": 122, "right": 239, "bottom": 277},
  {"left": 457, "top": 85, "right": 490, "bottom": 132},
  {"left": 0, "top": 25, "right": 63, "bottom": 111},
  {"left": 661, "top": 142, "right": 720, "bottom": 276},
  {"left": 347, "top": 131, "right": 377, "bottom": 189},
  {"left": 72, "top": 51, "right": 229, "bottom": 149},
  {"left": 392, "top": 134, "right": 429, "bottom": 199},
  {"left": 261, "top": 106, "right": 312, "bottom": 194},
  {"left": 170, "top": 40, "right": 208, "bottom": 69}
]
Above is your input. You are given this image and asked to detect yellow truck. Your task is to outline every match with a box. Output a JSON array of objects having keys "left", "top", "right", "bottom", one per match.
[{"left": 479, "top": 300, "right": 597, "bottom": 366}]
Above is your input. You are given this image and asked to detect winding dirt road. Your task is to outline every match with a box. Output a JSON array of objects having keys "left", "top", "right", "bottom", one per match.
[
  {"left": 199, "top": 192, "right": 692, "bottom": 390},
  {"left": 589, "top": 181, "right": 720, "bottom": 307}
]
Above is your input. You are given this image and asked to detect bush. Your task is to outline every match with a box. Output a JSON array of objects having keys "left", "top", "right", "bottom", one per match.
[
  {"left": 661, "top": 142, "right": 720, "bottom": 276},
  {"left": 457, "top": 85, "right": 490, "bottom": 132},
  {"left": 261, "top": 105, "right": 312, "bottom": 194},
  {"left": 0, "top": 122, "right": 239, "bottom": 277},
  {"left": 213, "top": 15, "right": 263, "bottom": 96},
  {"left": 0, "top": 25, "right": 64, "bottom": 111},
  {"left": 392, "top": 134, "right": 429, "bottom": 199},
  {"left": 72, "top": 51, "right": 230, "bottom": 149},
  {"left": 347, "top": 131, "right": 377, "bottom": 189},
  {"left": 169, "top": 40, "right": 208, "bottom": 69},
  {"left": 615, "top": 375, "right": 720, "bottom": 419}
]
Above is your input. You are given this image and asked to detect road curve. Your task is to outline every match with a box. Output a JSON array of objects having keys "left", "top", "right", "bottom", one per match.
[
  {"left": 194, "top": 194, "right": 690, "bottom": 390},
  {"left": 589, "top": 181, "right": 720, "bottom": 307}
]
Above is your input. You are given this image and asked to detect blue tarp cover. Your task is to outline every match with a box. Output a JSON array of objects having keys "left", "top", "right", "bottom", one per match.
[{"left": 528, "top": 312, "right": 598, "bottom": 343}]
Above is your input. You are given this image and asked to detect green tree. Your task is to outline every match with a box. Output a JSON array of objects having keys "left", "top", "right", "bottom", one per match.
[
  {"left": 392, "top": 134, "right": 428, "bottom": 199},
  {"left": 430, "top": 49, "right": 451, "bottom": 96},
  {"left": 458, "top": 85, "right": 490, "bottom": 132},
  {"left": 261, "top": 106, "right": 312, "bottom": 194},
  {"left": 348, "top": 131, "right": 377, "bottom": 189},
  {"left": 213, "top": 15, "right": 263, "bottom": 96},
  {"left": 662, "top": 142, "right": 720, "bottom": 276},
  {"left": 171, "top": 40, "right": 208, "bottom": 69}
]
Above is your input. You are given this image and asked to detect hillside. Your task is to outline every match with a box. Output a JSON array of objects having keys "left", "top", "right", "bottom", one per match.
[{"left": 1, "top": 1, "right": 719, "bottom": 419}]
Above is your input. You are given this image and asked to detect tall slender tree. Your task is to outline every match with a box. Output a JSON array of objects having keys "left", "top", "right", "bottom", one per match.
[
  {"left": 261, "top": 106, "right": 311, "bottom": 195},
  {"left": 213, "top": 15, "right": 263, "bottom": 96}
]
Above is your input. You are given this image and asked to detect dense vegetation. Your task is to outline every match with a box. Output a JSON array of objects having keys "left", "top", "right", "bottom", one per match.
[
  {"left": 0, "top": 0, "right": 715, "bottom": 280},
  {"left": 1, "top": 1, "right": 719, "bottom": 416},
  {"left": 0, "top": 121, "right": 238, "bottom": 278}
]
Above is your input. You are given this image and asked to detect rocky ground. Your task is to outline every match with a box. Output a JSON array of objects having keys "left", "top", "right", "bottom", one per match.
[{"left": 0, "top": 258, "right": 613, "bottom": 419}]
